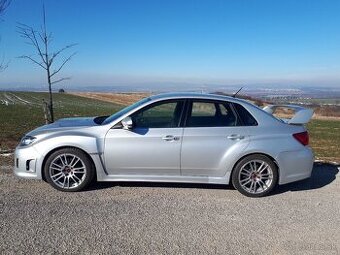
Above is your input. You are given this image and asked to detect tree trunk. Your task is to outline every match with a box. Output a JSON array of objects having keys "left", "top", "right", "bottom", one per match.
[
  {"left": 42, "top": 99, "right": 50, "bottom": 124},
  {"left": 47, "top": 67, "right": 54, "bottom": 123}
]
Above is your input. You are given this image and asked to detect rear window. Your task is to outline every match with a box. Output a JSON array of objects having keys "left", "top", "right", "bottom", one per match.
[{"left": 233, "top": 103, "right": 258, "bottom": 126}]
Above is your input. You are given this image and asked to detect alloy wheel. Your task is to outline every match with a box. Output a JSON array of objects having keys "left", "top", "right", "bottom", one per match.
[
  {"left": 238, "top": 160, "right": 274, "bottom": 194},
  {"left": 49, "top": 153, "right": 87, "bottom": 189}
]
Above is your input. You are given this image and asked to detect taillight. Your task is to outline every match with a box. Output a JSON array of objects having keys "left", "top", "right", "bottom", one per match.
[{"left": 293, "top": 131, "right": 309, "bottom": 146}]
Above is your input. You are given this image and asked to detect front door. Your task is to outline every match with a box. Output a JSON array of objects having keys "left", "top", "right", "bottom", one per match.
[{"left": 104, "top": 99, "right": 185, "bottom": 176}]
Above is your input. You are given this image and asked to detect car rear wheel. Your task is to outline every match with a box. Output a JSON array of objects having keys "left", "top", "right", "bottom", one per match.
[
  {"left": 232, "top": 154, "right": 278, "bottom": 197},
  {"left": 44, "top": 148, "right": 95, "bottom": 192}
]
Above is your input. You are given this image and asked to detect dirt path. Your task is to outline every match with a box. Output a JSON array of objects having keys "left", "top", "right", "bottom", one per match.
[
  {"left": 1, "top": 159, "right": 339, "bottom": 254},
  {"left": 71, "top": 92, "right": 151, "bottom": 105},
  {"left": 8, "top": 92, "right": 31, "bottom": 104}
]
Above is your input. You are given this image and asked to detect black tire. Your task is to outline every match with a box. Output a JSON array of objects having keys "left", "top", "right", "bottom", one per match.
[
  {"left": 44, "top": 148, "right": 95, "bottom": 192},
  {"left": 232, "top": 154, "right": 278, "bottom": 197}
]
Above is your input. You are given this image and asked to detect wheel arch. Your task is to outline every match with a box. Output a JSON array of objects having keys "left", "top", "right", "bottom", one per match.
[
  {"left": 230, "top": 152, "right": 280, "bottom": 184},
  {"left": 41, "top": 146, "right": 97, "bottom": 181}
]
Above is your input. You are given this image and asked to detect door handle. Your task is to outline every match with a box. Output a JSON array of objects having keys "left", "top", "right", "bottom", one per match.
[
  {"left": 227, "top": 134, "right": 245, "bottom": 140},
  {"left": 162, "top": 135, "right": 180, "bottom": 141}
]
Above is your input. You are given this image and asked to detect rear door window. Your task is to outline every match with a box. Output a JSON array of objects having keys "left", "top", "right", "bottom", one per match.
[
  {"left": 233, "top": 103, "right": 258, "bottom": 126},
  {"left": 186, "top": 100, "right": 238, "bottom": 127}
]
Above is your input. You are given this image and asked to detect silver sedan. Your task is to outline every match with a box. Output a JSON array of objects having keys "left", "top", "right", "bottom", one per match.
[{"left": 14, "top": 92, "right": 314, "bottom": 197}]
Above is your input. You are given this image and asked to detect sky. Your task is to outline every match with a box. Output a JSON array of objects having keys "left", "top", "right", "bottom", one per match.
[{"left": 0, "top": 0, "right": 340, "bottom": 90}]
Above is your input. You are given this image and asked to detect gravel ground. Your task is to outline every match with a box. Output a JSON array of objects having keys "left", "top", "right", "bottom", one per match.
[{"left": 0, "top": 158, "right": 339, "bottom": 255}]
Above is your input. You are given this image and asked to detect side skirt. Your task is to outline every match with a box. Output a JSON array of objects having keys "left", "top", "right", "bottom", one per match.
[{"left": 97, "top": 174, "right": 230, "bottom": 185}]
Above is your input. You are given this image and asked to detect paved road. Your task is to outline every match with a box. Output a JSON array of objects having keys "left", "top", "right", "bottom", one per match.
[{"left": 0, "top": 160, "right": 339, "bottom": 255}]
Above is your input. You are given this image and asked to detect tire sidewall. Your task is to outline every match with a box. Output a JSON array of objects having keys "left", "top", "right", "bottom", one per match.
[
  {"left": 232, "top": 154, "right": 278, "bottom": 197},
  {"left": 44, "top": 148, "right": 94, "bottom": 192}
]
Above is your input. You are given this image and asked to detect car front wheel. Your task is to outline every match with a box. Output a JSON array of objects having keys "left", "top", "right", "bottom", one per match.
[
  {"left": 232, "top": 154, "right": 278, "bottom": 197},
  {"left": 44, "top": 148, "right": 95, "bottom": 192}
]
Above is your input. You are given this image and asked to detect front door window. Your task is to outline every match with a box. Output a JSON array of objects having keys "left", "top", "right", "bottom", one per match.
[{"left": 131, "top": 100, "right": 184, "bottom": 128}]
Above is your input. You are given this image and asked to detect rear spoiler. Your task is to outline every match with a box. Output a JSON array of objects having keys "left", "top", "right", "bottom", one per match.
[{"left": 262, "top": 104, "right": 314, "bottom": 124}]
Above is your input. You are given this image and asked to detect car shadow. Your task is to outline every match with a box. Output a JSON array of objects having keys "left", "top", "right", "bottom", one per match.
[
  {"left": 87, "top": 179, "right": 232, "bottom": 191},
  {"left": 86, "top": 162, "right": 339, "bottom": 194}
]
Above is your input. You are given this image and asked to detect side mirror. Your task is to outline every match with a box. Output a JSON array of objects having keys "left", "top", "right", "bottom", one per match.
[{"left": 121, "top": 117, "right": 133, "bottom": 130}]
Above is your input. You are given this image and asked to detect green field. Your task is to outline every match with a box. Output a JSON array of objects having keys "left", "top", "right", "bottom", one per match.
[
  {"left": 1, "top": 91, "right": 339, "bottom": 161},
  {"left": 307, "top": 120, "right": 340, "bottom": 161},
  {"left": 0, "top": 91, "right": 122, "bottom": 149}
]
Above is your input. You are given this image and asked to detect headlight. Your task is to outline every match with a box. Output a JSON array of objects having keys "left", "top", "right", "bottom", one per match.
[{"left": 20, "top": 136, "right": 37, "bottom": 146}]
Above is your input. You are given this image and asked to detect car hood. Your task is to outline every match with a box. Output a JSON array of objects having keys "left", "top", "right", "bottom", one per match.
[{"left": 27, "top": 117, "right": 98, "bottom": 136}]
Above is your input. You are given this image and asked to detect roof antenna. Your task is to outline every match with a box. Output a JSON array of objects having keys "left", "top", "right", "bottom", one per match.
[{"left": 232, "top": 87, "right": 243, "bottom": 98}]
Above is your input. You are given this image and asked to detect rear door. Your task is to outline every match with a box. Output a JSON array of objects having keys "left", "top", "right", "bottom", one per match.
[{"left": 181, "top": 99, "right": 250, "bottom": 177}]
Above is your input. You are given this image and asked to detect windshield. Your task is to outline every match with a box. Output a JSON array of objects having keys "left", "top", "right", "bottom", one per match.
[{"left": 102, "top": 97, "right": 151, "bottom": 125}]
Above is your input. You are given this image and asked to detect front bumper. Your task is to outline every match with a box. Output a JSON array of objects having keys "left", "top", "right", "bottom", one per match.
[
  {"left": 276, "top": 146, "right": 314, "bottom": 185},
  {"left": 14, "top": 145, "right": 43, "bottom": 179}
]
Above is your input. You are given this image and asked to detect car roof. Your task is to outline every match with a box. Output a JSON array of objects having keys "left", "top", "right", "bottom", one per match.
[{"left": 149, "top": 92, "right": 241, "bottom": 102}]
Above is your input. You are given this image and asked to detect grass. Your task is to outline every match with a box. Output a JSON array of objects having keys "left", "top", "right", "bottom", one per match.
[
  {"left": 308, "top": 119, "right": 340, "bottom": 161},
  {"left": 0, "top": 91, "right": 122, "bottom": 149},
  {"left": 1, "top": 91, "right": 339, "bottom": 162}
]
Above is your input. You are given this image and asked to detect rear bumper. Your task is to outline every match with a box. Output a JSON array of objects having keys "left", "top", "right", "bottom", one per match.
[
  {"left": 276, "top": 147, "right": 314, "bottom": 185},
  {"left": 14, "top": 145, "right": 42, "bottom": 179}
]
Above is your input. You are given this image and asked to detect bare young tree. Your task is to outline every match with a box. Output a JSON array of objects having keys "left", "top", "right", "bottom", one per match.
[
  {"left": 0, "top": 50, "right": 8, "bottom": 72},
  {"left": 0, "top": 0, "right": 11, "bottom": 71},
  {"left": 0, "top": 0, "right": 10, "bottom": 13},
  {"left": 17, "top": 5, "right": 76, "bottom": 123}
]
